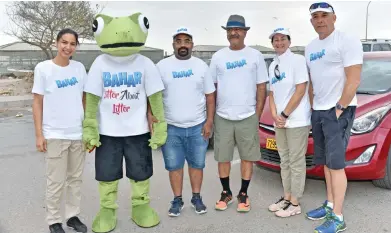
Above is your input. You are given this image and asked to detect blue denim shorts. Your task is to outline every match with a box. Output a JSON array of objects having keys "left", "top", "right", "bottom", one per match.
[{"left": 161, "top": 121, "right": 209, "bottom": 171}]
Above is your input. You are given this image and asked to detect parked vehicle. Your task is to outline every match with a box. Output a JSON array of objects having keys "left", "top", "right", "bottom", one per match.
[
  {"left": 362, "top": 39, "right": 391, "bottom": 52},
  {"left": 256, "top": 51, "right": 391, "bottom": 189}
]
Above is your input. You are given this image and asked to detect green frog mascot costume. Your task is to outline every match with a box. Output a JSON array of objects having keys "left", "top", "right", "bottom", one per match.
[{"left": 82, "top": 12, "right": 167, "bottom": 232}]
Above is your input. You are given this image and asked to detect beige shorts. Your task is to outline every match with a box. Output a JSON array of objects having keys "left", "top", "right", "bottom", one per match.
[{"left": 214, "top": 113, "right": 260, "bottom": 162}]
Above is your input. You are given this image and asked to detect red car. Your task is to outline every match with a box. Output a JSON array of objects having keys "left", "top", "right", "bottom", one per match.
[{"left": 256, "top": 51, "right": 391, "bottom": 189}]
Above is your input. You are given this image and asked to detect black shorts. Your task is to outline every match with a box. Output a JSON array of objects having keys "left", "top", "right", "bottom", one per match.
[
  {"left": 95, "top": 133, "right": 153, "bottom": 182},
  {"left": 311, "top": 106, "right": 356, "bottom": 170}
]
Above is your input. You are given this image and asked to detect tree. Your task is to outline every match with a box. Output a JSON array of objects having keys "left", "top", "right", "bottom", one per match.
[{"left": 5, "top": 1, "right": 103, "bottom": 59}]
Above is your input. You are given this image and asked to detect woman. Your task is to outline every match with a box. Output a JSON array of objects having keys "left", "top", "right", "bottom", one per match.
[
  {"left": 32, "top": 29, "right": 88, "bottom": 233},
  {"left": 266, "top": 28, "right": 311, "bottom": 218}
]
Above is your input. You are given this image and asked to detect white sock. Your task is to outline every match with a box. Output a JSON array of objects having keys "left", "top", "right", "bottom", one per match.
[
  {"left": 326, "top": 201, "right": 334, "bottom": 209},
  {"left": 336, "top": 214, "right": 343, "bottom": 221}
]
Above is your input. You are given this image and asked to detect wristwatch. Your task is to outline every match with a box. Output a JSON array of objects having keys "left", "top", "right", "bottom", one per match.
[
  {"left": 336, "top": 103, "right": 346, "bottom": 111},
  {"left": 281, "top": 111, "right": 289, "bottom": 119}
]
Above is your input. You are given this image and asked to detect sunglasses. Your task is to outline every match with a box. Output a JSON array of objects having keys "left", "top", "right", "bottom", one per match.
[
  {"left": 274, "top": 64, "right": 282, "bottom": 80},
  {"left": 309, "top": 2, "right": 334, "bottom": 12}
]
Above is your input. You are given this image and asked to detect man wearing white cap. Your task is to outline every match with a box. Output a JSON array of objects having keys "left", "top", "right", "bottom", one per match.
[
  {"left": 304, "top": 2, "right": 363, "bottom": 233},
  {"left": 266, "top": 27, "right": 311, "bottom": 218},
  {"left": 156, "top": 27, "right": 216, "bottom": 217}
]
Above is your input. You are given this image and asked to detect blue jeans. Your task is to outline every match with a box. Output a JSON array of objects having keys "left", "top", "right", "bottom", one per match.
[{"left": 162, "top": 121, "right": 209, "bottom": 171}]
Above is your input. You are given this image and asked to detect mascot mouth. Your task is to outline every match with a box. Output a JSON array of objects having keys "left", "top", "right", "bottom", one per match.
[{"left": 101, "top": 42, "right": 145, "bottom": 48}]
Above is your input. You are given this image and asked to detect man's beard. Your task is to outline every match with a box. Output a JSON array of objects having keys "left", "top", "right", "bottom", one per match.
[{"left": 177, "top": 47, "right": 189, "bottom": 57}]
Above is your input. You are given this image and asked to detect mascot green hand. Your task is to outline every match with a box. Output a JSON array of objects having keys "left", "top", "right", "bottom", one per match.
[
  {"left": 83, "top": 93, "right": 101, "bottom": 151},
  {"left": 148, "top": 91, "right": 167, "bottom": 149},
  {"left": 84, "top": 13, "right": 165, "bottom": 233}
]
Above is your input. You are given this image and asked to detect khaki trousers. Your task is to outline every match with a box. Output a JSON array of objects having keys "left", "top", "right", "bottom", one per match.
[
  {"left": 45, "top": 139, "right": 86, "bottom": 225},
  {"left": 274, "top": 126, "right": 310, "bottom": 199}
]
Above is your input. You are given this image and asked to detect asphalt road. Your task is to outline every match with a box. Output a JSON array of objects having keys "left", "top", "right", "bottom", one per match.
[{"left": 1, "top": 113, "right": 391, "bottom": 233}]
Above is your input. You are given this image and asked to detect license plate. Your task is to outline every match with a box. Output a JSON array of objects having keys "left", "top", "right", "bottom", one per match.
[{"left": 266, "top": 138, "right": 277, "bottom": 150}]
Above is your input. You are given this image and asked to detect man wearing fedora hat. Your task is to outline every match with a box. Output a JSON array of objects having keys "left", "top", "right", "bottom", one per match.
[{"left": 209, "top": 14, "right": 268, "bottom": 213}]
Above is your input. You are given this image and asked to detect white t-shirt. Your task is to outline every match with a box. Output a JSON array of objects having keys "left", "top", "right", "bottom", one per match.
[
  {"left": 305, "top": 29, "right": 363, "bottom": 110},
  {"left": 32, "top": 60, "right": 86, "bottom": 140},
  {"left": 156, "top": 56, "right": 215, "bottom": 128},
  {"left": 84, "top": 54, "right": 165, "bottom": 137},
  {"left": 209, "top": 46, "right": 269, "bottom": 120},
  {"left": 268, "top": 49, "right": 311, "bottom": 128}
]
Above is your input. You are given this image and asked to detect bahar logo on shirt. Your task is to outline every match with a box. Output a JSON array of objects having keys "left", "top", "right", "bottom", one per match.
[
  {"left": 172, "top": 69, "right": 194, "bottom": 78},
  {"left": 310, "top": 49, "right": 326, "bottom": 62},
  {"left": 56, "top": 77, "right": 78, "bottom": 88},
  {"left": 102, "top": 71, "right": 143, "bottom": 116},
  {"left": 103, "top": 71, "right": 142, "bottom": 87},
  {"left": 226, "top": 59, "right": 247, "bottom": 70},
  {"left": 271, "top": 72, "right": 286, "bottom": 84}
]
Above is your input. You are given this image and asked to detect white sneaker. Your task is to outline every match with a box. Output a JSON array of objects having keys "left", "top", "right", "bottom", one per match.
[
  {"left": 275, "top": 202, "right": 302, "bottom": 218},
  {"left": 268, "top": 197, "right": 289, "bottom": 212}
]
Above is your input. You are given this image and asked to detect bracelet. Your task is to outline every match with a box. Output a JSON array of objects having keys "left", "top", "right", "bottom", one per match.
[{"left": 281, "top": 111, "right": 289, "bottom": 119}]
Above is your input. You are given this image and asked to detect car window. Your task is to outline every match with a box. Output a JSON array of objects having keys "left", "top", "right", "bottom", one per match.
[
  {"left": 362, "top": 44, "right": 371, "bottom": 52},
  {"left": 358, "top": 58, "right": 391, "bottom": 94},
  {"left": 373, "top": 43, "right": 391, "bottom": 51}
]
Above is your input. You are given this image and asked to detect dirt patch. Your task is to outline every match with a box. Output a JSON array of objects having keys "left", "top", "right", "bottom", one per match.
[{"left": 0, "top": 73, "right": 33, "bottom": 96}]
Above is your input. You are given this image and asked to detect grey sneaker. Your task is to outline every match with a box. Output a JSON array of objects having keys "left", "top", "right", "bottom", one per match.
[
  {"left": 268, "top": 197, "right": 289, "bottom": 212},
  {"left": 275, "top": 202, "right": 302, "bottom": 218}
]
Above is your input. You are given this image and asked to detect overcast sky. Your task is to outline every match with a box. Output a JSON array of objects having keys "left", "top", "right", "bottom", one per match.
[{"left": 0, "top": 1, "right": 390, "bottom": 54}]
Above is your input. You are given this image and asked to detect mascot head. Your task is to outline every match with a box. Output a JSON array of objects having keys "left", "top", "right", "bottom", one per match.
[{"left": 92, "top": 13, "right": 149, "bottom": 57}]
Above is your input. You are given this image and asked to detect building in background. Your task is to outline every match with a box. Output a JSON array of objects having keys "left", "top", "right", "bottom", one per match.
[{"left": 0, "top": 42, "right": 164, "bottom": 74}]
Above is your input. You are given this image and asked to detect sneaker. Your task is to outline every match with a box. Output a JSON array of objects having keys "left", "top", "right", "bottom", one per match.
[
  {"left": 314, "top": 212, "right": 347, "bottom": 233},
  {"left": 215, "top": 191, "right": 233, "bottom": 211},
  {"left": 49, "top": 223, "right": 65, "bottom": 233},
  {"left": 306, "top": 201, "right": 332, "bottom": 220},
  {"left": 191, "top": 195, "right": 207, "bottom": 214},
  {"left": 66, "top": 216, "right": 87, "bottom": 233},
  {"left": 236, "top": 192, "right": 250, "bottom": 212},
  {"left": 268, "top": 197, "right": 290, "bottom": 212},
  {"left": 275, "top": 202, "right": 302, "bottom": 218},
  {"left": 168, "top": 197, "right": 184, "bottom": 217}
]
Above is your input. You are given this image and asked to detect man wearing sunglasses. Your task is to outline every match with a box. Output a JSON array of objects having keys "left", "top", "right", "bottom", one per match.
[
  {"left": 266, "top": 27, "right": 311, "bottom": 218},
  {"left": 304, "top": 2, "right": 363, "bottom": 233}
]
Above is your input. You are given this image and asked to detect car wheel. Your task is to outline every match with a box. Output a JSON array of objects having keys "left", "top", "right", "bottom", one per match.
[{"left": 372, "top": 147, "right": 391, "bottom": 189}]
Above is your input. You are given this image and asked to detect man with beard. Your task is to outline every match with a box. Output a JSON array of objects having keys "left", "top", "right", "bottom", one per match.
[
  {"left": 156, "top": 27, "right": 216, "bottom": 217},
  {"left": 210, "top": 15, "right": 268, "bottom": 213}
]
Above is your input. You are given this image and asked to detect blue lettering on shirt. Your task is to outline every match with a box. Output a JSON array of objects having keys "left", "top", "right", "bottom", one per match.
[
  {"left": 172, "top": 69, "right": 194, "bottom": 78},
  {"left": 310, "top": 49, "right": 326, "bottom": 62},
  {"left": 55, "top": 77, "right": 78, "bottom": 88},
  {"left": 103, "top": 72, "right": 142, "bottom": 87},
  {"left": 271, "top": 72, "right": 286, "bottom": 84},
  {"left": 226, "top": 59, "right": 247, "bottom": 70}
]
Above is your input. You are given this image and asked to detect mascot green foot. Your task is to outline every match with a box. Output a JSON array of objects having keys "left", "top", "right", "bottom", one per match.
[
  {"left": 130, "top": 179, "right": 160, "bottom": 228},
  {"left": 92, "top": 181, "right": 119, "bottom": 233}
]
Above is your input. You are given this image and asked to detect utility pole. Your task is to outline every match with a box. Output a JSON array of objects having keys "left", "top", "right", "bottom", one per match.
[{"left": 365, "top": 1, "right": 372, "bottom": 40}]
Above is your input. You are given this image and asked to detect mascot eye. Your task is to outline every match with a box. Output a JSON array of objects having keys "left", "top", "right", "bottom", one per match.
[
  {"left": 138, "top": 14, "right": 149, "bottom": 33},
  {"left": 92, "top": 17, "right": 104, "bottom": 35}
]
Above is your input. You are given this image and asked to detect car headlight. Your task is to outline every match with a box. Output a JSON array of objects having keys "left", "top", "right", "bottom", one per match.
[{"left": 351, "top": 105, "right": 391, "bottom": 134}]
